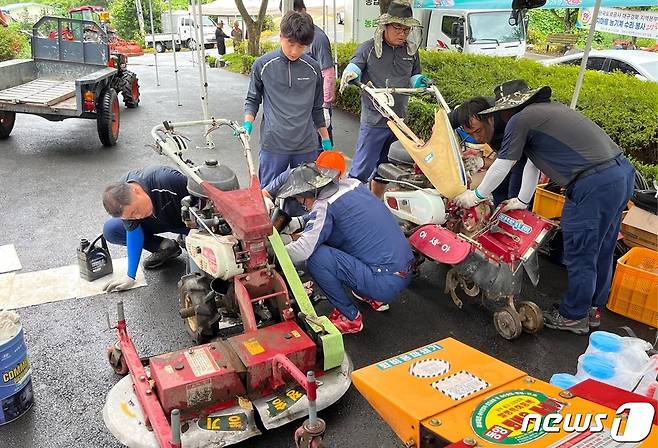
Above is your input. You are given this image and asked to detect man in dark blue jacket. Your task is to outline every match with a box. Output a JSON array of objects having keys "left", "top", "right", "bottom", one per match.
[
  {"left": 455, "top": 80, "right": 635, "bottom": 334},
  {"left": 101, "top": 166, "right": 189, "bottom": 292},
  {"left": 277, "top": 164, "right": 414, "bottom": 334},
  {"left": 244, "top": 11, "right": 330, "bottom": 187}
]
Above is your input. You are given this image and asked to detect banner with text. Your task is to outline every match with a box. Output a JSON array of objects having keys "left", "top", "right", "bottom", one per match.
[{"left": 578, "top": 7, "right": 658, "bottom": 39}]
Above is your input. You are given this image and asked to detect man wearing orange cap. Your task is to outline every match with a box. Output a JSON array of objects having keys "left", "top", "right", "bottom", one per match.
[{"left": 262, "top": 151, "right": 346, "bottom": 235}]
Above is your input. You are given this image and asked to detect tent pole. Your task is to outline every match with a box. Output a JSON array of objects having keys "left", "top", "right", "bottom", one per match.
[
  {"left": 168, "top": 0, "right": 181, "bottom": 106},
  {"left": 570, "top": 0, "right": 601, "bottom": 109},
  {"left": 188, "top": 7, "right": 195, "bottom": 66},
  {"left": 192, "top": 0, "right": 213, "bottom": 147},
  {"left": 148, "top": 0, "right": 159, "bottom": 86},
  {"left": 333, "top": 0, "right": 337, "bottom": 77},
  {"left": 323, "top": 0, "right": 326, "bottom": 31}
]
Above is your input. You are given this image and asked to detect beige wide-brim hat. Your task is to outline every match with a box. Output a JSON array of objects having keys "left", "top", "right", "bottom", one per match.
[
  {"left": 480, "top": 79, "right": 552, "bottom": 115},
  {"left": 379, "top": 0, "right": 422, "bottom": 28}
]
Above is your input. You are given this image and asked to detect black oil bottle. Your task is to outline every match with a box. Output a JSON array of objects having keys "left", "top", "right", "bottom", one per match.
[{"left": 78, "top": 235, "right": 113, "bottom": 281}]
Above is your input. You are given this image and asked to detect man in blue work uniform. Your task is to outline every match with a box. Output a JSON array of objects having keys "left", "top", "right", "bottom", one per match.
[
  {"left": 454, "top": 80, "right": 635, "bottom": 334},
  {"left": 244, "top": 11, "right": 331, "bottom": 187},
  {"left": 277, "top": 164, "right": 414, "bottom": 334},
  {"left": 101, "top": 166, "right": 189, "bottom": 292},
  {"left": 340, "top": 0, "right": 430, "bottom": 198}
]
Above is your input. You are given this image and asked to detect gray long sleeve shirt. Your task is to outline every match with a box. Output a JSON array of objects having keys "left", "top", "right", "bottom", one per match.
[
  {"left": 350, "top": 39, "right": 421, "bottom": 128},
  {"left": 245, "top": 49, "right": 325, "bottom": 155}
]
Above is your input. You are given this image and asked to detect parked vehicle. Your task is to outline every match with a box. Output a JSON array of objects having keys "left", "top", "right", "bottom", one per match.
[
  {"left": 145, "top": 10, "right": 216, "bottom": 52},
  {"left": 416, "top": 8, "right": 527, "bottom": 58},
  {"left": 541, "top": 49, "right": 658, "bottom": 82},
  {"left": 68, "top": 5, "right": 144, "bottom": 57},
  {"left": 0, "top": 16, "right": 140, "bottom": 146},
  {"left": 342, "top": 0, "right": 526, "bottom": 57}
]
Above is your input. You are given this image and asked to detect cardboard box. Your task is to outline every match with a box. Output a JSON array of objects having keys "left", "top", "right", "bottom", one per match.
[{"left": 622, "top": 206, "right": 658, "bottom": 250}]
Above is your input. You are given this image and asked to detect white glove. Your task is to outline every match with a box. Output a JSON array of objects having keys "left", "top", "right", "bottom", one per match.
[
  {"left": 339, "top": 70, "right": 358, "bottom": 94},
  {"left": 501, "top": 197, "right": 528, "bottom": 212},
  {"left": 323, "top": 108, "right": 331, "bottom": 128},
  {"left": 283, "top": 216, "right": 305, "bottom": 234},
  {"left": 263, "top": 196, "right": 275, "bottom": 215},
  {"left": 454, "top": 190, "right": 485, "bottom": 209},
  {"left": 103, "top": 276, "right": 136, "bottom": 293}
]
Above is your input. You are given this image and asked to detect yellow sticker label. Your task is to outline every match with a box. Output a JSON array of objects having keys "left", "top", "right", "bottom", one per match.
[
  {"left": 291, "top": 330, "right": 301, "bottom": 338},
  {"left": 243, "top": 338, "right": 265, "bottom": 355}
]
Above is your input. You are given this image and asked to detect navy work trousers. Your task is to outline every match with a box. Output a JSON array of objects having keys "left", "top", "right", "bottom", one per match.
[
  {"left": 307, "top": 244, "right": 411, "bottom": 320},
  {"left": 103, "top": 217, "right": 189, "bottom": 253},
  {"left": 559, "top": 156, "right": 634, "bottom": 320}
]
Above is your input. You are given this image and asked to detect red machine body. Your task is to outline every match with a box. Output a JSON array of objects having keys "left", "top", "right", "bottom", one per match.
[
  {"left": 228, "top": 321, "right": 317, "bottom": 396},
  {"left": 149, "top": 342, "right": 246, "bottom": 421},
  {"left": 474, "top": 209, "right": 554, "bottom": 265}
]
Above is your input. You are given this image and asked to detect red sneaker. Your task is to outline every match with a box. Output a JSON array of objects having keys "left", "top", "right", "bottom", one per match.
[
  {"left": 351, "top": 291, "right": 390, "bottom": 312},
  {"left": 328, "top": 310, "right": 363, "bottom": 334}
]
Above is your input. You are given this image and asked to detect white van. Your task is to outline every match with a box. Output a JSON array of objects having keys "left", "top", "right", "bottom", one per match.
[
  {"left": 147, "top": 10, "right": 216, "bottom": 51},
  {"left": 418, "top": 9, "right": 526, "bottom": 58}
]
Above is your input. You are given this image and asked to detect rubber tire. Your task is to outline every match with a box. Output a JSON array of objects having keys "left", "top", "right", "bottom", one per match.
[
  {"left": 0, "top": 111, "right": 15, "bottom": 139},
  {"left": 97, "top": 88, "right": 120, "bottom": 147},
  {"left": 155, "top": 42, "right": 165, "bottom": 53},
  {"left": 187, "top": 39, "right": 196, "bottom": 50},
  {"left": 116, "top": 71, "right": 140, "bottom": 108},
  {"left": 178, "top": 273, "right": 218, "bottom": 343}
]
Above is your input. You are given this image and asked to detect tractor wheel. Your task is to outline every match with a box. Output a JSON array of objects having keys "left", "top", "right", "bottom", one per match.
[
  {"left": 116, "top": 71, "right": 140, "bottom": 108},
  {"left": 178, "top": 273, "right": 218, "bottom": 343},
  {"left": 0, "top": 111, "right": 16, "bottom": 139},
  {"left": 187, "top": 38, "right": 197, "bottom": 50},
  {"left": 97, "top": 88, "right": 120, "bottom": 147},
  {"left": 107, "top": 343, "right": 129, "bottom": 376},
  {"left": 155, "top": 42, "right": 165, "bottom": 53}
]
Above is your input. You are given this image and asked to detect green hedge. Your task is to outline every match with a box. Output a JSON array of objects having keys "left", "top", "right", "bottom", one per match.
[{"left": 222, "top": 43, "right": 658, "bottom": 180}]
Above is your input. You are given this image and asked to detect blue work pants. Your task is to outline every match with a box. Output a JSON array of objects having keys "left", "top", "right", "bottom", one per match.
[
  {"left": 306, "top": 245, "right": 411, "bottom": 320},
  {"left": 103, "top": 217, "right": 189, "bottom": 253},
  {"left": 258, "top": 149, "right": 319, "bottom": 187},
  {"left": 348, "top": 126, "right": 397, "bottom": 183},
  {"left": 559, "top": 156, "right": 634, "bottom": 320}
]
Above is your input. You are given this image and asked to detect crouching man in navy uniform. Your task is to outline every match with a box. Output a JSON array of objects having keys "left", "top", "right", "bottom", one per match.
[
  {"left": 277, "top": 163, "right": 414, "bottom": 334},
  {"left": 101, "top": 166, "right": 189, "bottom": 292}
]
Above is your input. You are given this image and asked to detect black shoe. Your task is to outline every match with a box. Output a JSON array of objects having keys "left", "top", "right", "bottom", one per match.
[
  {"left": 543, "top": 308, "right": 589, "bottom": 335},
  {"left": 143, "top": 238, "right": 182, "bottom": 269}
]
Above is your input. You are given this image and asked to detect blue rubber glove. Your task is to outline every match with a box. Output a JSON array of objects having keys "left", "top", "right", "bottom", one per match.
[
  {"left": 321, "top": 139, "right": 332, "bottom": 151},
  {"left": 243, "top": 120, "right": 253, "bottom": 135},
  {"left": 410, "top": 74, "right": 432, "bottom": 89}
]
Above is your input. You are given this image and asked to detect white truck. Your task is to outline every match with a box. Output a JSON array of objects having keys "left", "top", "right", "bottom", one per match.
[
  {"left": 145, "top": 10, "right": 217, "bottom": 52},
  {"left": 342, "top": 1, "right": 526, "bottom": 58}
]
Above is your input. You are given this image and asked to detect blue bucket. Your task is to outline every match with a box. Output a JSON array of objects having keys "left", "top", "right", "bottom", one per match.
[{"left": 0, "top": 325, "right": 34, "bottom": 425}]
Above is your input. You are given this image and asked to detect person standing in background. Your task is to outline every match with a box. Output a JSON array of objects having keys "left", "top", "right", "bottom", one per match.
[
  {"left": 231, "top": 21, "right": 243, "bottom": 48},
  {"left": 215, "top": 20, "right": 229, "bottom": 56},
  {"left": 293, "top": 0, "right": 335, "bottom": 146}
]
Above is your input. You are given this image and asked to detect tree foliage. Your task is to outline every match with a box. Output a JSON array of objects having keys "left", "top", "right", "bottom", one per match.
[
  {"left": 0, "top": 22, "right": 29, "bottom": 62},
  {"left": 109, "top": 0, "right": 163, "bottom": 40},
  {"left": 235, "top": 0, "right": 269, "bottom": 56}
]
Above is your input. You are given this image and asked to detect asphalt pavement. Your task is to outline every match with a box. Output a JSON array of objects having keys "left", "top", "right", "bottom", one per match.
[{"left": 0, "top": 51, "right": 654, "bottom": 448}]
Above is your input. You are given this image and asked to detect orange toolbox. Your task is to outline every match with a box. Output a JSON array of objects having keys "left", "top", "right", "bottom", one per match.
[
  {"left": 353, "top": 338, "right": 658, "bottom": 447},
  {"left": 607, "top": 247, "right": 658, "bottom": 328}
]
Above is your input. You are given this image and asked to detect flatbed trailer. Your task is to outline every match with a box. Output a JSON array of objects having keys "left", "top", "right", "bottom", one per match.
[{"left": 0, "top": 16, "right": 136, "bottom": 146}]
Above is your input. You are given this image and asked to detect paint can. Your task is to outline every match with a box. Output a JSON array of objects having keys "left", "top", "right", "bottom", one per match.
[{"left": 0, "top": 317, "right": 34, "bottom": 425}]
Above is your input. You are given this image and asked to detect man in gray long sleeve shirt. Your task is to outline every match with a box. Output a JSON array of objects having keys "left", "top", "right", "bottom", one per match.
[
  {"left": 243, "top": 11, "right": 331, "bottom": 187},
  {"left": 339, "top": 0, "right": 430, "bottom": 198}
]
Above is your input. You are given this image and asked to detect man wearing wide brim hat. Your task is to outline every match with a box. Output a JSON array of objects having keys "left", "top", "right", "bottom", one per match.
[
  {"left": 454, "top": 79, "right": 635, "bottom": 335},
  {"left": 278, "top": 164, "right": 414, "bottom": 334},
  {"left": 339, "top": 0, "right": 431, "bottom": 198}
]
